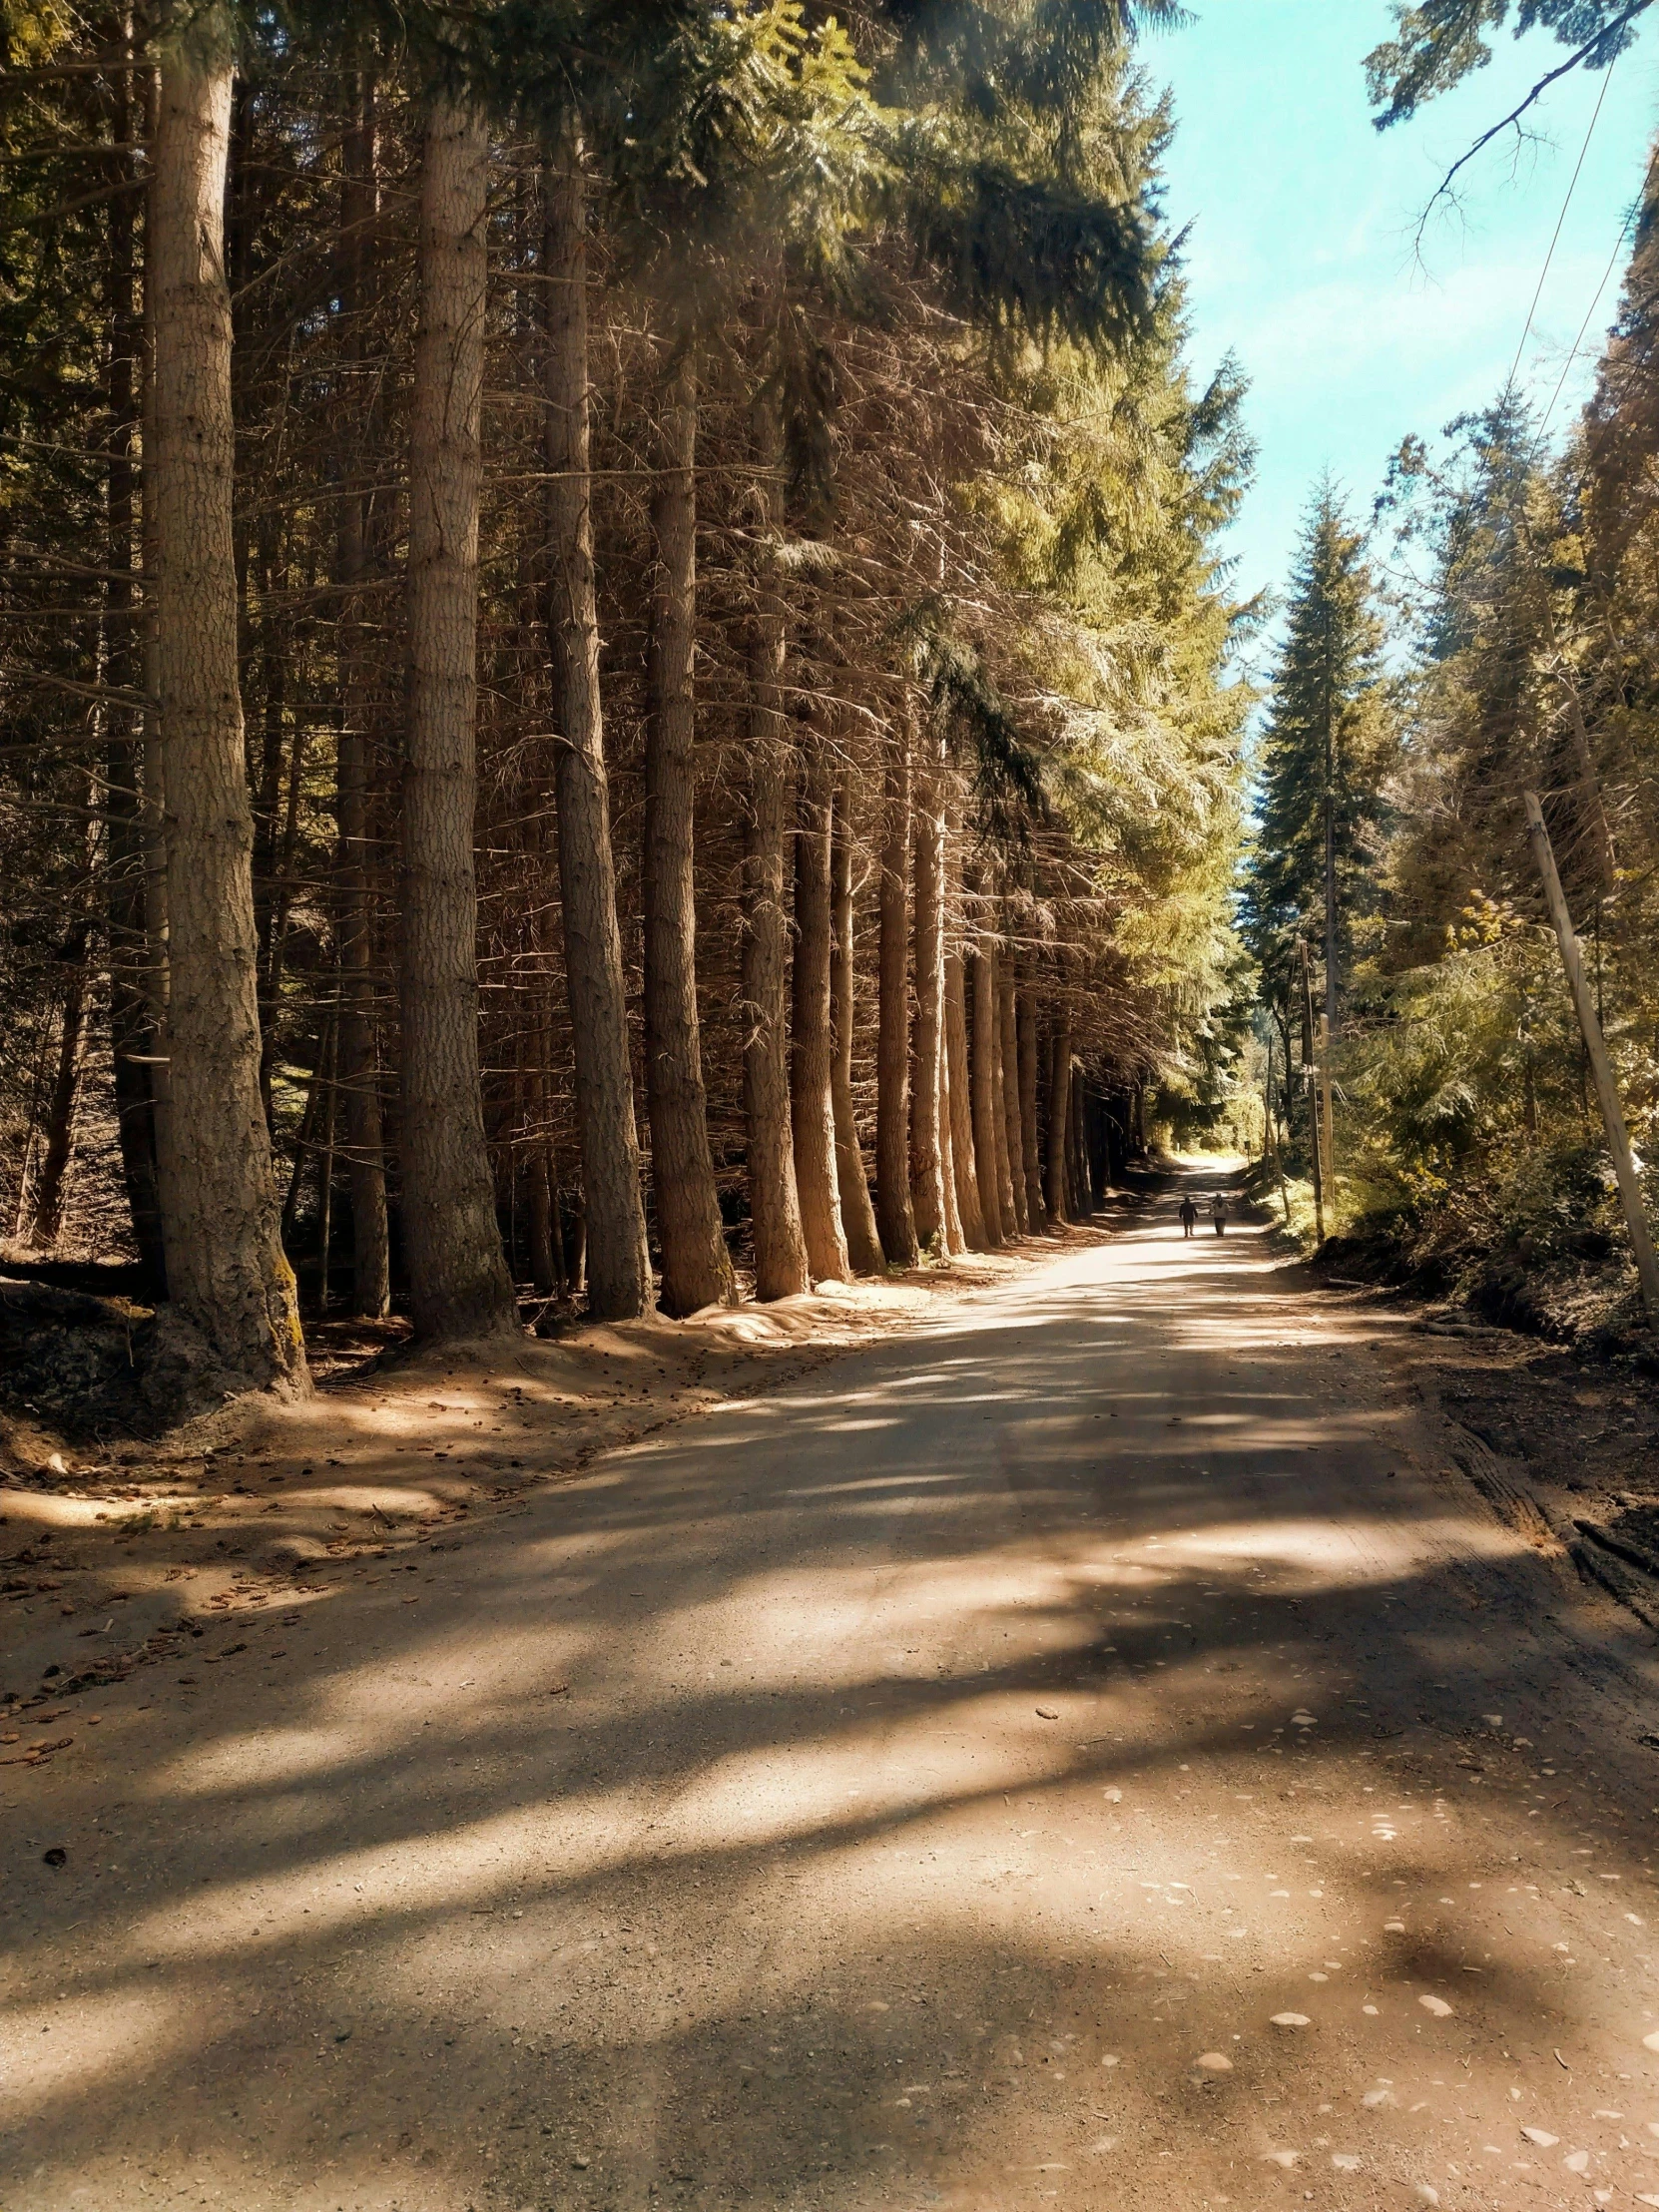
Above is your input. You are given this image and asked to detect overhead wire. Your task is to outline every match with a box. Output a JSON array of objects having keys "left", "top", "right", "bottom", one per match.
[{"left": 1507, "top": 50, "right": 1620, "bottom": 402}]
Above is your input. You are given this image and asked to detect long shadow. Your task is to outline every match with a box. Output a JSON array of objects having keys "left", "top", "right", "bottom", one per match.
[{"left": 5, "top": 1192, "right": 1654, "bottom": 2209}]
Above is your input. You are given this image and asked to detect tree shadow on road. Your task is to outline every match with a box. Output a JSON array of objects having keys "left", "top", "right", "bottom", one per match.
[{"left": 6, "top": 1209, "right": 1654, "bottom": 2210}]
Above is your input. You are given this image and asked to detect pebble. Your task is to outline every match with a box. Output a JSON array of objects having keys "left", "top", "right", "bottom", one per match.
[
  {"left": 1418, "top": 1994, "right": 1453, "bottom": 2017},
  {"left": 1520, "top": 2129, "right": 1558, "bottom": 2148},
  {"left": 1195, "top": 2052, "right": 1232, "bottom": 2072},
  {"left": 1271, "top": 2013, "right": 1311, "bottom": 2029}
]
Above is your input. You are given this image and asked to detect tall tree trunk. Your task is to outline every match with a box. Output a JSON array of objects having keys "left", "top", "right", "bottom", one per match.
[
  {"left": 525, "top": 990, "right": 563, "bottom": 1299},
  {"left": 336, "top": 66, "right": 389, "bottom": 1319},
  {"left": 742, "top": 739, "right": 809, "bottom": 1299},
  {"left": 543, "top": 125, "right": 652, "bottom": 1320},
  {"left": 1045, "top": 1016, "right": 1072, "bottom": 1224},
  {"left": 1070, "top": 1068, "right": 1090, "bottom": 1216},
  {"left": 741, "top": 394, "right": 809, "bottom": 1300},
  {"left": 998, "top": 958, "right": 1027, "bottom": 1236},
  {"left": 151, "top": 40, "right": 305, "bottom": 1389},
  {"left": 944, "top": 942, "right": 985, "bottom": 1248},
  {"left": 24, "top": 927, "right": 91, "bottom": 1249},
  {"left": 398, "top": 99, "right": 517, "bottom": 1343},
  {"left": 874, "top": 719, "right": 918, "bottom": 1267},
  {"left": 791, "top": 721, "right": 849, "bottom": 1282},
  {"left": 831, "top": 765, "right": 885, "bottom": 1274},
  {"left": 969, "top": 940, "right": 1005, "bottom": 1246},
  {"left": 936, "top": 1022, "right": 966, "bottom": 1255},
  {"left": 908, "top": 729, "right": 948, "bottom": 1253},
  {"left": 105, "top": 25, "right": 166, "bottom": 1291},
  {"left": 642, "top": 346, "right": 735, "bottom": 1315},
  {"left": 1016, "top": 987, "right": 1045, "bottom": 1231}
]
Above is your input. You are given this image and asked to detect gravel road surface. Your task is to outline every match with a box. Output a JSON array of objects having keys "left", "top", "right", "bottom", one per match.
[{"left": 8, "top": 1175, "right": 1659, "bottom": 2212}]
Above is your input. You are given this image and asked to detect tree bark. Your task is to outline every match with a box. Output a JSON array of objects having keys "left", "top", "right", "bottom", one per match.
[
  {"left": 543, "top": 126, "right": 653, "bottom": 1320},
  {"left": 936, "top": 1018, "right": 966, "bottom": 1255},
  {"left": 831, "top": 765, "right": 885, "bottom": 1274},
  {"left": 791, "top": 720, "right": 850, "bottom": 1282},
  {"left": 642, "top": 346, "right": 735, "bottom": 1315},
  {"left": 399, "top": 98, "right": 518, "bottom": 1344},
  {"left": 151, "top": 41, "right": 306, "bottom": 1390},
  {"left": 104, "top": 29, "right": 166, "bottom": 1292},
  {"left": 1016, "top": 987, "right": 1045, "bottom": 1231},
  {"left": 875, "top": 719, "right": 918, "bottom": 1267},
  {"left": 24, "top": 929, "right": 90, "bottom": 1250},
  {"left": 741, "top": 396, "right": 810, "bottom": 1301},
  {"left": 742, "top": 744, "right": 808, "bottom": 1295},
  {"left": 908, "top": 730, "right": 948, "bottom": 1254},
  {"left": 1045, "top": 1016, "right": 1072, "bottom": 1224},
  {"left": 944, "top": 941, "right": 985, "bottom": 1248},
  {"left": 335, "top": 66, "right": 389, "bottom": 1319},
  {"left": 998, "top": 958, "right": 1027, "bottom": 1236},
  {"left": 1070, "top": 1069, "right": 1089, "bottom": 1216},
  {"left": 969, "top": 939, "right": 1005, "bottom": 1246}
]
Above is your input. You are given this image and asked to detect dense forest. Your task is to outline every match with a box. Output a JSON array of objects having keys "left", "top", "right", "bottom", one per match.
[
  {"left": 0, "top": 0, "right": 1253, "bottom": 1406},
  {"left": 9, "top": 0, "right": 1659, "bottom": 1425},
  {"left": 1245, "top": 3, "right": 1659, "bottom": 1349}
]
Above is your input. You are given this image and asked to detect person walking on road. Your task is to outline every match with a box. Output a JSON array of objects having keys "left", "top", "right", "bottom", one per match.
[
  {"left": 1210, "top": 1193, "right": 1228, "bottom": 1237},
  {"left": 1178, "top": 1195, "right": 1199, "bottom": 1239}
]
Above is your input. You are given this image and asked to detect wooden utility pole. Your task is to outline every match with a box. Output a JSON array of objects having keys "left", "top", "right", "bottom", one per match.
[{"left": 1524, "top": 792, "right": 1659, "bottom": 1323}]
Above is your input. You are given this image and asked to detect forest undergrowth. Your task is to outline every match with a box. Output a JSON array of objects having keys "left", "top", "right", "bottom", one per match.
[{"left": 1239, "top": 10, "right": 1659, "bottom": 1370}]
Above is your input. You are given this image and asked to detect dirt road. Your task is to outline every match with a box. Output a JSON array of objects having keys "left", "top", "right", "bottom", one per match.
[{"left": 8, "top": 1173, "right": 1659, "bottom": 2212}]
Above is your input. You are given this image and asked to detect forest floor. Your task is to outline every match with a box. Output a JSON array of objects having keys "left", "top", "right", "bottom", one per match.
[{"left": 6, "top": 1167, "right": 1659, "bottom": 2212}]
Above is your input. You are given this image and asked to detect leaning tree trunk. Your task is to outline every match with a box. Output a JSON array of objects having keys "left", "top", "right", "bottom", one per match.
[
  {"left": 151, "top": 43, "right": 306, "bottom": 1390},
  {"left": 399, "top": 98, "right": 518, "bottom": 1344},
  {"left": 543, "top": 126, "right": 652, "bottom": 1320},
  {"left": 643, "top": 347, "right": 735, "bottom": 1316},
  {"left": 968, "top": 939, "right": 1005, "bottom": 1246},
  {"left": 791, "top": 721, "right": 850, "bottom": 1282},
  {"left": 741, "top": 396, "right": 810, "bottom": 1300},
  {"left": 1045, "top": 1016, "right": 1072, "bottom": 1224},
  {"left": 997, "top": 959, "right": 1027, "bottom": 1236},
  {"left": 908, "top": 729, "right": 949, "bottom": 1254},
  {"left": 874, "top": 719, "right": 918, "bottom": 1267},
  {"left": 336, "top": 67, "right": 390, "bottom": 1319},
  {"left": 831, "top": 766, "right": 885, "bottom": 1274},
  {"left": 1016, "top": 987, "right": 1046, "bottom": 1231}
]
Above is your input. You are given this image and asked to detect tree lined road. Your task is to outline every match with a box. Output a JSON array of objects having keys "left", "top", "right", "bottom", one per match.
[{"left": 8, "top": 1180, "right": 1659, "bottom": 2211}]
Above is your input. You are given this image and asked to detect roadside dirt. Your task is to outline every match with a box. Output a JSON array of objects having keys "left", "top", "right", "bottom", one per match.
[{"left": 1303, "top": 1278, "right": 1659, "bottom": 1643}]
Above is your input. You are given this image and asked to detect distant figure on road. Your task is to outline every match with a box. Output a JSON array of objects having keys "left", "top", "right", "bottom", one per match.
[
  {"left": 1178, "top": 1195, "right": 1199, "bottom": 1239},
  {"left": 1210, "top": 1193, "right": 1228, "bottom": 1237}
]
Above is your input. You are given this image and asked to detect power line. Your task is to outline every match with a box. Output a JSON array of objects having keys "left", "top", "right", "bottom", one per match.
[
  {"left": 1537, "top": 201, "right": 1640, "bottom": 439},
  {"left": 1507, "top": 52, "right": 1620, "bottom": 399}
]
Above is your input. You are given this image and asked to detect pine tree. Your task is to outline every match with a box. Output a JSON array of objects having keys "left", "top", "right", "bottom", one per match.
[{"left": 1243, "top": 483, "right": 1394, "bottom": 1032}]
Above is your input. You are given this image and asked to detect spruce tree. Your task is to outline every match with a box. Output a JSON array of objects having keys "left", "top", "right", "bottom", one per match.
[{"left": 1243, "top": 482, "right": 1394, "bottom": 1032}]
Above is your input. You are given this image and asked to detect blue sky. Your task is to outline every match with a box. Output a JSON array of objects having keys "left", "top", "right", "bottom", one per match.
[{"left": 1147, "top": 1, "right": 1659, "bottom": 615}]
